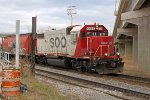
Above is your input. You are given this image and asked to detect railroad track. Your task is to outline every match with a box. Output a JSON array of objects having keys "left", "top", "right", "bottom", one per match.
[
  {"left": 106, "top": 74, "right": 150, "bottom": 85},
  {"left": 37, "top": 64, "right": 150, "bottom": 86},
  {"left": 35, "top": 65, "right": 150, "bottom": 100}
]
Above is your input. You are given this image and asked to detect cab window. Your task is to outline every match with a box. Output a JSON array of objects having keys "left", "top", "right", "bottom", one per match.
[
  {"left": 87, "top": 32, "right": 107, "bottom": 36},
  {"left": 71, "top": 31, "right": 78, "bottom": 44},
  {"left": 96, "top": 32, "right": 107, "bottom": 36},
  {"left": 87, "top": 32, "right": 94, "bottom": 36}
]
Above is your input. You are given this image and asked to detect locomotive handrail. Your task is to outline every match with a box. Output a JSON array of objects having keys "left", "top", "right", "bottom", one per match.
[
  {"left": 87, "top": 37, "right": 93, "bottom": 58},
  {"left": 93, "top": 45, "right": 101, "bottom": 57},
  {"left": 0, "top": 51, "right": 10, "bottom": 67}
]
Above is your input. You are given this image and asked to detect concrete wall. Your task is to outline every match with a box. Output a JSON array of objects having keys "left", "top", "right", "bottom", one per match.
[
  {"left": 132, "top": 34, "right": 138, "bottom": 63},
  {"left": 119, "top": 44, "right": 125, "bottom": 57},
  {"left": 125, "top": 41, "right": 133, "bottom": 58},
  {"left": 137, "top": 16, "right": 150, "bottom": 71}
]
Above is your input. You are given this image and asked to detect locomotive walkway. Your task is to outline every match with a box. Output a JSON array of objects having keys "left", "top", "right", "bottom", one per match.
[{"left": 35, "top": 65, "right": 150, "bottom": 100}]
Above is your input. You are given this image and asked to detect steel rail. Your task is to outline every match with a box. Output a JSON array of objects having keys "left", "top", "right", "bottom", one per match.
[{"left": 108, "top": 74, "right": 150, "bottom": 85}]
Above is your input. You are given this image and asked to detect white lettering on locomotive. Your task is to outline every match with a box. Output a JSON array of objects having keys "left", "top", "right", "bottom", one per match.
[
  {"left": 86, "top": 27, "right": 95, "bottom": 30},
  {"left": 101, "top": 42, "right": 108, "bottom": 45},
  {"left": 101, "top": 42, "right": 113, "bottom": 45},
  {"left": 49, "top": 36, "right": 66, "bottom": 48}
]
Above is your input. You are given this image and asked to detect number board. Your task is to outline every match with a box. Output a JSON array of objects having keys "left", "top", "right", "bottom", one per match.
[
  {"left": 86, "top": 26, "right": 103, "bottom": 31},
  {"left": 86, "top": 27, "right": 95, "bottom": 31}
]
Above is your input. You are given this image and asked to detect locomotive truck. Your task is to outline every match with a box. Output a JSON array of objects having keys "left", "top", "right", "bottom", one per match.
[{"left": 36, "top": 24, "right": 124, "bottom": 74}]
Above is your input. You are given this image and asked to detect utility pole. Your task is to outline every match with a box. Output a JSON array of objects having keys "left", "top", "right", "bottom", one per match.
[
  {"left": 67, "top": 6, "right": 77, "bottom": 26},
  {"left": 31, "top": 17, "right": 37, "bottom": 73},
  {"left": 16, "top": 20, "right": 20, "bottom": 69}
]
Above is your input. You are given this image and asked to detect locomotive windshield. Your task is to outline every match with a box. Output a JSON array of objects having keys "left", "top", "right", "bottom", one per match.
[
  {"left": 85, "top": 25, "right": 108, "bottom": 37},
  {"left": 87, "top": 32, "right": 107, "bottom": 36}
]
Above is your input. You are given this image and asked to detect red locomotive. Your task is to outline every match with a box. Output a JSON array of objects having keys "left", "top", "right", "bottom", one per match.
[{"left": 36, "top": 24, "right": 124, "bottom": 74}]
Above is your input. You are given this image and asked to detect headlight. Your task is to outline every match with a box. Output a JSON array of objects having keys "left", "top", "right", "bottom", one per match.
[
  {"left": 116, "top": 52, "right": 120, "bottom": 56},
  {"left": 104, "top": 53, "right": 108, "bottom": 56}
]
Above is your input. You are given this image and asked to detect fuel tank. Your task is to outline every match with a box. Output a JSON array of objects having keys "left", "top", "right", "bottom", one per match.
[{"left": 47, "top": 59, "right": 72, "bottom": 68}]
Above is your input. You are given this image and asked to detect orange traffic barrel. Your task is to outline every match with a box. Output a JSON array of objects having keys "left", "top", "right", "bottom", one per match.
[{"left": 2, "top": 69, "right": 20, "bottom": 96}]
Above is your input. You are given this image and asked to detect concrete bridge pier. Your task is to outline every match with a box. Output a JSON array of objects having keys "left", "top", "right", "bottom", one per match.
[
  {"left": 125, "top": 41, "right": 133, "bottom": 58},
  {"left": 137, "top": 16, "right": 150, "bottom": 71},
  {"left": 132, "top": 34, "right": 138, "bottom": 63},
  {"left": 119, "top": 43, "right": 125, "bottom": 57},
  {"left": 113, "top": 0, "right": 150, "bottom": 73}
]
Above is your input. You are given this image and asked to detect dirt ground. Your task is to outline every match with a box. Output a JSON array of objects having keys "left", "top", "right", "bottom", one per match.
[{"left": 122, "top": 56, "right": 150, "bottom": 78}]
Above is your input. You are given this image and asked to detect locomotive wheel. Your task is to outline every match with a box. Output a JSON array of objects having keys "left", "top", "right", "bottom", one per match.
[
  {"left": 76, "top": 66, "right": 82, "bottom": 72},
  {"left": 76, "top": 65, "right": 86, "bottom": 72},
  {"left": 81, "top": 66, "right": 86, "bottom": 72},
  {"left": 35, "top": 57, "right": 40, "bottom": 64}
]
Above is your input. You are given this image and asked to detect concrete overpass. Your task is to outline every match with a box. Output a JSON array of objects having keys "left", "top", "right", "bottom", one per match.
[{"left": 113, "top": 0, "right": 150, "bottom": 72}]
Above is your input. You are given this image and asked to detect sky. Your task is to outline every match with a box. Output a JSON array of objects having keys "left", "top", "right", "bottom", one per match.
[{"left": 0, "top": 0, "right": 119, "bottom": 34}]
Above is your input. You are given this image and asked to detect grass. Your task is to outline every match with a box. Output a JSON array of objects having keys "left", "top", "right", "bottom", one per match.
[
  {"left": 5, "top": 58, "right": 80, "bottom": 100},
  {"left": 12, "top": 75, "right": 66, "bottom": 100},
  {"left": 10, "top": 58, "right": 66, "bottom": 100}
]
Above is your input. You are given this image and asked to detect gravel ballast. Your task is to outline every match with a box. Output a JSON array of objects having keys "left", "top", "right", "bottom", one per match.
[
  {"left": 35, "top": 66, "right": 150, "bottom": 95},
  {"left": 35, "top": 75, "right": 123, "bottom": 100},
  {"left": 35, "top": 66, "right": 150, "bottom": 100}
]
